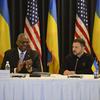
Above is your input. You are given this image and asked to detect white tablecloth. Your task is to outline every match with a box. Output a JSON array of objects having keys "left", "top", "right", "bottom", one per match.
[{"left": 0, "top": 74, "right": 100, "bottom": 100}]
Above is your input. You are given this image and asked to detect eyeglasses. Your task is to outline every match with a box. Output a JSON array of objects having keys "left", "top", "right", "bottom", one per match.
[{"left": 19, "top": 41, "right": 29, "bottom": 45}]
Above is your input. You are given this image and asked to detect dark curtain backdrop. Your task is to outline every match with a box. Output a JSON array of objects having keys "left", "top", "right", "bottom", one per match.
[{"left": 8, "top": 0, "right": 96, "bottom": 72}]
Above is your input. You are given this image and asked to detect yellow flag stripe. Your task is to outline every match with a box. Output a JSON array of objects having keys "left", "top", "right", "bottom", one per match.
[
  {"left": 0, "top": 15, "right": 11, "bottom": 64},
  {"left": 92, "top": 13, "right": 100, "bottom": 61},
  {"left": 46, "top": 13, "right": 59, "bottom": 73}
]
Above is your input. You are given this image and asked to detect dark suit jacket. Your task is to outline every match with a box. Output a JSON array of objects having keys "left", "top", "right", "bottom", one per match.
[{"left": 1, "top": 48, "right": 41, "bottom": 73}]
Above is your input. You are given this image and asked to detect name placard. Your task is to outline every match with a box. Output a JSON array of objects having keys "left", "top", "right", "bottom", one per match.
[{"left": 0, "top": 70, "right": 10, "bottom": 78}]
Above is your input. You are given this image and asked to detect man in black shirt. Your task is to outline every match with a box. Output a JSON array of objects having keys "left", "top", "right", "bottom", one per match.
[{"left": 61, "top": 38, "right": 94, "bottom": 75}]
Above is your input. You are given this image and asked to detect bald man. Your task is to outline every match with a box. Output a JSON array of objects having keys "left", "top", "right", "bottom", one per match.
[{"left": 1, "top": 33, "right": 41, "bottom": 73}]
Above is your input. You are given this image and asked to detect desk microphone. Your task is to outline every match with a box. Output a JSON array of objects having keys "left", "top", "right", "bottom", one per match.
[{"left": 74, "top": 58, "right": 79, "bottom": 73}]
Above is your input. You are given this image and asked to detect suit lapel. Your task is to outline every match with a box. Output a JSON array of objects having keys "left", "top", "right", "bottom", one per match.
[
  {"left": 15, "top": 49, "right": 20, "bottom": 61},
  {"left": 12, "top": 49, "right": 19, "bottom": 67},
  {"left": 24, "top": 50, "right": 31, "bottom": 60}
]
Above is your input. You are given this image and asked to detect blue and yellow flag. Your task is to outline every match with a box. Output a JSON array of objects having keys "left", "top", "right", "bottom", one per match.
[
  {"left": 46, "top": 0, "right": 60, "bottom": 74},
  {"left": 0, "top": 0, "right": 11, "bottom": 64},
  {"left": 91, "top": 59, "right": 99, "bottom": 72},
  {"left": 92, "top": 0, "right": 100, "bottom": 61}
]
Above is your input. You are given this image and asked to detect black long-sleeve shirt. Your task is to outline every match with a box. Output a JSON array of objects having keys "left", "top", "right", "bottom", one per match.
[{"left": 60, "top": 53, "right": 94, "bottom": 74}]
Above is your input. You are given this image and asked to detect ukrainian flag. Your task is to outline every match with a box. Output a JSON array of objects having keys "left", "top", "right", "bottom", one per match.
[
  {"left": 91, "top": 59, "right": 99, "bottom": 73},
  {"left": 46, "top": 0, "right": 60, "bottom": 74},
  {"left": 92, "top": 0, "right": 100, "bottom": 61},
  {"left": 0, "top": 0, "right": 11, "bottom": 64}
]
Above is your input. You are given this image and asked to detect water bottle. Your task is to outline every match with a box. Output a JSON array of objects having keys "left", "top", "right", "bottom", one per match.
[
  {"left": 5, "top": 61, "right": 10, "bottom": 70},
  {"left": 94, "top": 69, "right": 99, "bottom": 79}
]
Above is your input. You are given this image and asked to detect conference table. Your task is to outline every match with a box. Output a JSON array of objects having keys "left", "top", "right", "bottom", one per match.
[{"left": 0, "top": 74, "right": 100, "bottom": 100}]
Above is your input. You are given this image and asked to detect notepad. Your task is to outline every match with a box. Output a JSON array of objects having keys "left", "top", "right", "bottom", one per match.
[
  {"left": 67, "top": 74, "right": 83, "bottom": 78},
  {"left": 10, "top": 73, "right": 26, "bottom": 78}
]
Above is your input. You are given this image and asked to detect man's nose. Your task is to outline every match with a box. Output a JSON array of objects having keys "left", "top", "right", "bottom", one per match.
[{"left": 73, "top": 47, "right": 75, "bottom": 50}]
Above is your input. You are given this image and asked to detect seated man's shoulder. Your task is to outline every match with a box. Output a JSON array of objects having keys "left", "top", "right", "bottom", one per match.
[
  {"left": 28, "top": 49, "right": 39, "bottom": 56},
  {"left": 84, "top": 53, "right": 93, "bottom": 58},
  {"left": 65, "top": 54, "right": 75, "bottom": 59},
  {"left": 83, "top": 53, "right": 94, "bottom": 61},
  {"left": 5, "top": 48, "right": 17, "bottom": 54}
]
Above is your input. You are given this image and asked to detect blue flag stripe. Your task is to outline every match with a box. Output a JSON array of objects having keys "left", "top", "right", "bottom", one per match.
[
  {"left": 94, "top": 60, "right": 99, "bottom": 70},
  {"left": 96, "top": 0, "right": 100, "bottom": 17},
  {"left": 49, "top": 0, "right": 57, "bottom": 22},
  {"left": 0, "top": 0, "right": 10, "bottom": 24}
]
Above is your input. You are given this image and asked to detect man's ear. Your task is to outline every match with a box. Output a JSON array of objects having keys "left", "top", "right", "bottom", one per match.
[
  {"left": 82, "top": 46, "right": 85, "bottom": 51},
  {"left": 16, "top": 40, "right": 18, "bottom": 46},
  {"left": 16, "top": 40, "right": 21, "bottom": 46}
]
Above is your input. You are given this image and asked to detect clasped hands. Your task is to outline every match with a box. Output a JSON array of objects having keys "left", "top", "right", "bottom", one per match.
[{"left": 16, "top": 59, "right": 32, "bottom": 73}]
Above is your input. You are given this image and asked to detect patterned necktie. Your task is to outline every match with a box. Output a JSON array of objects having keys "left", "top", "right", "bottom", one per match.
[{"left": 19, "top": 52, "right": 24, "bottom": 62}]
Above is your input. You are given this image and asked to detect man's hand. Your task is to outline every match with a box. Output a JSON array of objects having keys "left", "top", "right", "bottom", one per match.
[
  {"left": 16, "top": 61, "right": 26, "bottom": 73},
  {"left": 15, "top": 59, "right": 33, "bottom": 73},
  {"left": 63, "top": 70, "right": 75, "bottom": 75},
  {"left": 25, "top": 59, "right": 33, "bottom": 73}
]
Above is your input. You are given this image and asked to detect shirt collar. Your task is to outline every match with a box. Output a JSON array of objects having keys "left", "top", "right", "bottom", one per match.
[{"left": 17, "top": 48, "right": 27, "bottom": 55}]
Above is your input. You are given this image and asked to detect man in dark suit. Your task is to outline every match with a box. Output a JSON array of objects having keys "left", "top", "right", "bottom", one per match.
[{"left": 1, "top": 33, "right": 41, "bottom": 73}]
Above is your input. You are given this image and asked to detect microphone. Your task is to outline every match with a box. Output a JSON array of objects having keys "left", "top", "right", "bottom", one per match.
[{"left": 74, "top": 58, "right": 79, "bottom": 73}]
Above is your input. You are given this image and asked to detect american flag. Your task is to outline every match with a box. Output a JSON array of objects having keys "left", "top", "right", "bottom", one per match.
[
  {"left": 24, "top": 0, "right": 42, "bottom": 56},
  {"left": 74, "top": 0, "right": 91, "bottom": 53}
]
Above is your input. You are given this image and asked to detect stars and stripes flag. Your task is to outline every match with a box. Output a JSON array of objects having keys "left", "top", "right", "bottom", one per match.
[
  {"left": 24, "top": 0, "right": 42, "bottom": 57},
  {"left": 74, "top": 0, "right": 91, "bottom": 53}
]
